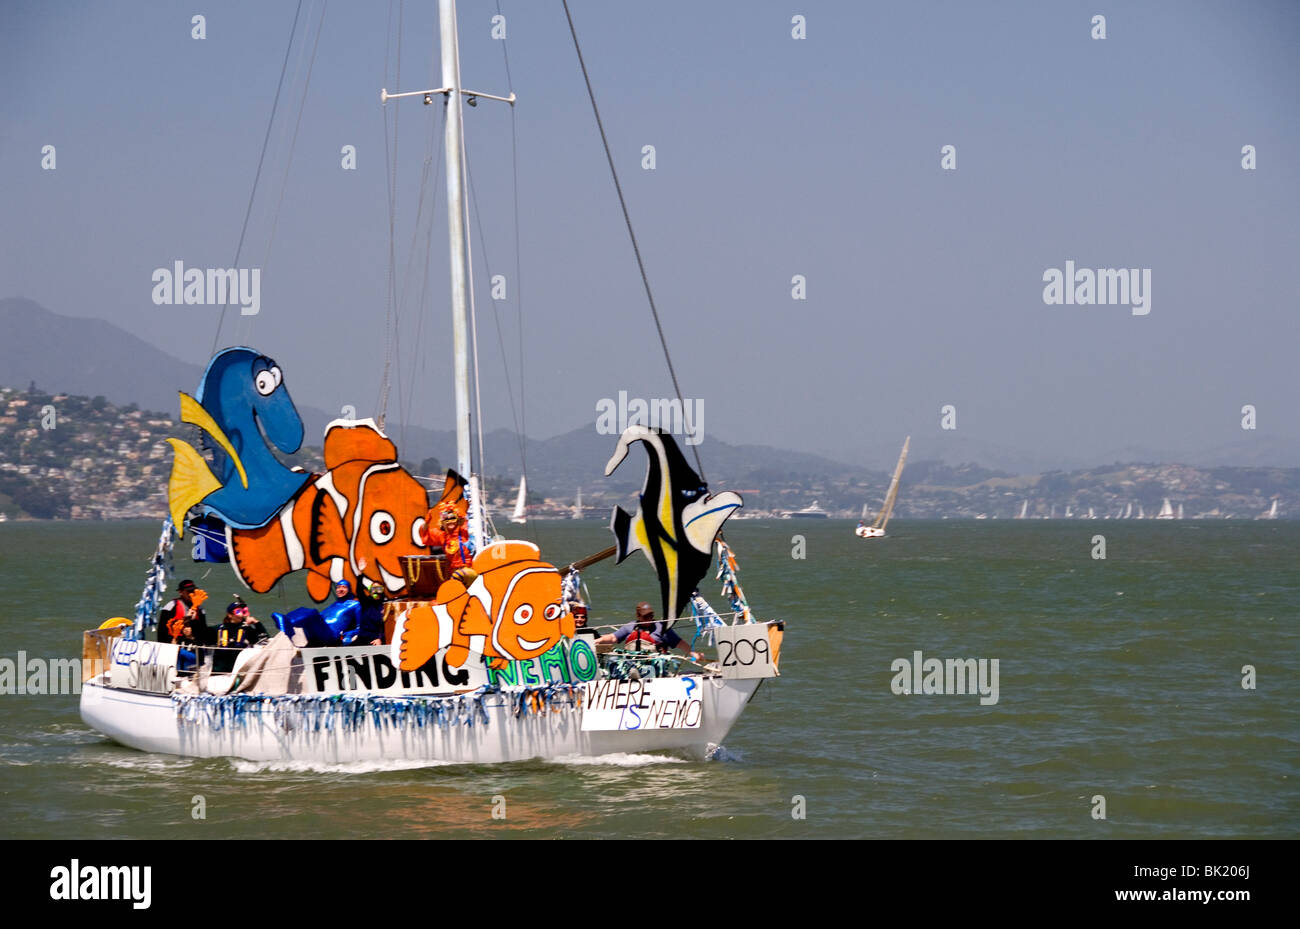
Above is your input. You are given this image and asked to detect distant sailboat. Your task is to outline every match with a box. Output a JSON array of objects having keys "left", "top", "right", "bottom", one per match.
[
  {"left": 508, "top": 476, "right": 526, "bottom": 524},
  {"left": 1065, "top": 505, "right": 1073, "bottom": 518},
  {"left": 1177, "top": 503, "right": 1184, "bottom": 520},
  {"left": 1016, "top": 500, "right": 1029, "bottom": 520},
  {"left": 856, "top": 436, "right": 909, "bottom": 538},
  {"left": 1124, "top": 502, "right": 1132, "bottom": 519},
  {"left": 1257, "top": 499, "right": 1279, "bottom": 520},
  {"left": 1157, "top": 498, "right": 1175, "bottom": 520},
  {"left": 1049, "top": 504, "right": 1056, "bottom": 519},
  {"left": 1137, "top": 504, "right": 1145, "bottom": 519},
  {"left": 1088, "top": 507, "right": 1096, "bottom": 519},
  {"left": 572, "top": 487, "right": 583, "bottom": 520}
]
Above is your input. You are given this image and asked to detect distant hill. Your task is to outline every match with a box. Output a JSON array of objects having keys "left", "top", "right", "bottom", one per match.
[{"left": 0, "top": 297, "right": 205, "bottom": 417}]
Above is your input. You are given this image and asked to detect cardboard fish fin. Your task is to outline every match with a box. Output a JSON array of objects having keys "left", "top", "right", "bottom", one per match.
[
  {"left": 322, "top": 418, "right": 397, "bottom": 470},
  {"left": 682, "top": 492, "right": 743, "bottom": 553},
  {"left": 399, "top": 602, "right": 441, "bottom": 671},
  {"left": 609, "top": 506, "right": 644, "bottom": 563},
  {"left": 179, "top": 391, "right": 248, "bottom": 489},
  {"left": 166, "top": 438, "right": 222, "bottom": 535}
]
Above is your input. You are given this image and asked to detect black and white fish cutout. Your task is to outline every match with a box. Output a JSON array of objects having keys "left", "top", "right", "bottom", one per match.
[{"left": 605, "top": 426, "right": 743, "bottom": 620}]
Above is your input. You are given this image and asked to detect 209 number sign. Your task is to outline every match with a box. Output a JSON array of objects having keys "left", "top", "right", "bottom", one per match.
[{"left": 712, "top": 623, "right": 777, "bottom": 680}]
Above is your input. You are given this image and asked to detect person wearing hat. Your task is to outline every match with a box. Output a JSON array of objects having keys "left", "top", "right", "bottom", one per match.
[
  {"left": 596, "top": 602, "right": 700, "bottom": 660},
  {"left": 418, "top": 506, "right": 472, "bottom": 572},
  {"left": 213, "top": 598, "right": 263, "bottom": 673},
  {"left": 158, "top": 579, "right": 210, "bottom": 645}
]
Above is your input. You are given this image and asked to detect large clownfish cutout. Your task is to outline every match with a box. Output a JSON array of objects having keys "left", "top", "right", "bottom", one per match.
[
  {"left": 397, "top": 541, "right": 575, "bottom": 671},
  {"left": 228, "top": 418, "right": 431, "bottom": 602}
]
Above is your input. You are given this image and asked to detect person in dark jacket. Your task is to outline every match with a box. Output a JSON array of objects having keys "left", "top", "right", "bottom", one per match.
[
  {"left": 158, "top": 579, "right": 210, "bottom": 645},
  {"left": 212, "top": 600, "right": 260, "bottom": 672},
  {"left": 355, "top": 579, "right": 386, "bottom": 646}
]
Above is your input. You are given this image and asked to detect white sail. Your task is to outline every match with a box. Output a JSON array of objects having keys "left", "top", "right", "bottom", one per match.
[
  {"left": 871, "top": 436, "right": 910, "bottom": 532},
  {"left": 1157, "top": 498, "right": 1174, "bottom": 519},
  {"left": 509, "top": 476, "right": 527, "bottom": 523},
  {"left": 1124, "top": 502, "right": 1132, "bottom": 519},
  {"left": 1137, "top": 504, "right": 1145, "bottom": 519},
  {"left": 1065, "top": 505, "right": 1073, "bottom": 518},
  {"left": 1177, "top": 503, "right": 1184, "bottom": 520},
  {"left": 1017, "top": 500, "right": 1028, "bottom": 519},
  {"left": 572, "top": 487, "right": 583, "bottom": 520},
  {"left": 1088, "top": 507, "right": 1096, "bottom": 519}
]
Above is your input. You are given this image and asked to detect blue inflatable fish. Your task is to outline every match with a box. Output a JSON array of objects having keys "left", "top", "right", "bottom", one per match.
[{"left": 166, "top": 347, "right": 311, "bottom": 532}]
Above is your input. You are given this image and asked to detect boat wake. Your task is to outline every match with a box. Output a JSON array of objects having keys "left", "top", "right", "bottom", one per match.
[
  {"left": 549, "top": 752, "right": 690, "bottom": 768},
  {"left": 229, "top": 757, "right": 461, "bottom": 776}
]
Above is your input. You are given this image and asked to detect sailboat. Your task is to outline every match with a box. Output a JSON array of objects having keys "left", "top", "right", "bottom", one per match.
[
  {"left": 856, "top": 436, "right": 909, "bottom": 538},
  {"left": 1137, "top": 504, "right": 1145, "bottom": 519},
  {"left": 508, "top": 476, "right": 526, "bottom": 524},
  {"left": 572, "top": 487, "right": 583, "bottom": 520},
  {"left": 1124, "top": 502, "right": 1132, "bottom": 519},
  {"left": 1156, "top": 498, "right": 1175, "bottom": 519},
  {"left": 1065, "top": 505, "right": 1073, "bottom": 518},
  {"left": 79, "top": 1, "right": 780, "bottom": 765},
  {"left": 1016, "top": 500, "right": 1028, "bottom": 520},
  {"left": 1087, "top": 507, "right": 1096, "bottom": 519},
  {"left": 1257, "top": 499, "right": 1278, "bottom": 520},
  {"left": 1177, "top": 503, "right": 1184, "bottom": 520}
]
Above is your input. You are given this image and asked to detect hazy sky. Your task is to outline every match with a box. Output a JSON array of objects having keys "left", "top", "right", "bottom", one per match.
[{"left": 2, "top": 0, "right": 1298, "bottom": 470}]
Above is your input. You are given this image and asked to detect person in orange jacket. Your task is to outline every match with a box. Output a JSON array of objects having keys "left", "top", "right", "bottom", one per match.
[{"left": 419, "top": 506, "right": 472, "bottom": 573}]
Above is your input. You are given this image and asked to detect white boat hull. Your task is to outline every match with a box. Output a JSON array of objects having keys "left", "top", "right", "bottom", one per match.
[
  {"left": 855, "top": 526, "right": 885, "bottom": 538},
  {"left": 80, "top": 675, "right": 761, "bottom": 764}
]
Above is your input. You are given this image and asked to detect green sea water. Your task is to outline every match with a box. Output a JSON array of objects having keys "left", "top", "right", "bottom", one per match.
[{"left": 0, "top": 519, "right": 1296, "bottom": 839}]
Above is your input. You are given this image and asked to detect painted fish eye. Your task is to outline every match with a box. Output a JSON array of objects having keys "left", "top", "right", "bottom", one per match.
[
  {"left": 255, "top": 370, "right": 276, "bottom": 396},
  {"left": 544, "top": 604, "right": 561, "bottom": 621},
  {"left": 512, "top": 604, "right": 533, "bottom": 626},
  {"left": 270, "top": 365, "right": 283, "bottom": 388},
  {"left": 369, "top": 510, "right": 395, "bottom": 544},
  {"left": 411, "top": 517, "right": 426, "bottom": 546}
]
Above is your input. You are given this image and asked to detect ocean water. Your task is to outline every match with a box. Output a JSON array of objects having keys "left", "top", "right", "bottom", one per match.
[{"left": 0, "top": 519, "right": 1296, "bottom": 839}]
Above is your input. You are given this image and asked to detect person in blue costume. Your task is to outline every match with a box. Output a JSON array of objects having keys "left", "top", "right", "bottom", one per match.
[{"left": 321, "top": 579, "right": 363, "bottom": 643}]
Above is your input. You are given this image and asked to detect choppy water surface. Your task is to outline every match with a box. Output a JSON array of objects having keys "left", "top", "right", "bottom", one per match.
[{"left": 1, "top": 519, "right": 1296, "bottom": 838}]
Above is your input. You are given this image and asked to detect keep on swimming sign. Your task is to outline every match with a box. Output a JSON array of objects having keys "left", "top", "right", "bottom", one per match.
[{"left": 581, "top": 676, "right": 703, "bottom": 731}]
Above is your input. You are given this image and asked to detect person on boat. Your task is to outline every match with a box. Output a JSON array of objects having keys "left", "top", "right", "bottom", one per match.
[
  {"left": 212, "top": 600, "right": 259, "bottom": 672},
  {"left": 158, "top": 579, "right": 210, "bottom": 645},
  {"left": 174, "top": 620, "right": 199, "bottom": 674},
  {"left": 322, "top": 579, "right": 363, "bottom": 642},
  {"left": 572, "top": 602, "right": 598, "bottom": 638},
  {"left": 234, "top": 598, "right": 272, "bottom": 645},
  {"left": 596, "top": 602, "right": 699, "bottom": 660},
  {"left": 419, "top": 506, "right": 472, "bottom": 573},
  {"left": 355, "top": 578, "right": 386, "bottom": 646}
]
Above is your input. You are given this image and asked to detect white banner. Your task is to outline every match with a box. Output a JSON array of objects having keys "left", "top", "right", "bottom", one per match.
[
  {"left": 110, "top": 639, "right": 179, "bottom": 693},
  {"left": 581, "top": 676, "right": 703, "bottom": 731},
  {"left": 712, "top": 624, "right": 777, "bottom": 679},
  {"left": 303, "top": 645, "right": 490, "bottom": 694}
]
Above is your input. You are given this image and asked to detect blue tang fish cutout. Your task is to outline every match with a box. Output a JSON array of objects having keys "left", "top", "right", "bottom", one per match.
[
  {"left": 166, "top": 347, "right": 311, "bottom": 532},
  {"left": 605, "top": 425, "right": 742, "bottom": 621}
]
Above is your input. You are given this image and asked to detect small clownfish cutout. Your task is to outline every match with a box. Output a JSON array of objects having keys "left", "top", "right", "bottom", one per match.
[{"left": 398, "top": 541, "right": 574, "bottom": 671}]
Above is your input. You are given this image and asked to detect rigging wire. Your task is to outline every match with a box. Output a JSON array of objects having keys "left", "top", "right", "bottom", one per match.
[
  {"left": 211, "top": 0, "right": 305, "bottom": 355},
  {"left": 255, "top": 0, "right": 329, "bottom": 337},
  {"left": 495, "top": 0, "right": 534, "bottom": 545},
  {"left": 378, "top": 0, "right": 406, "bottom": 428},
  {"left": 560, "top": 0, "right": 706, "bottom": 481}
]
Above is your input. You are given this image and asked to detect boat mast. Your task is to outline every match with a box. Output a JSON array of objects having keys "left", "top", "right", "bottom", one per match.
[{"left": 439, "top": 0, "right": 472, "bottom": 483}]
